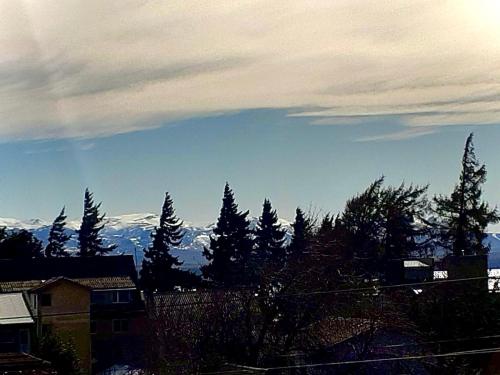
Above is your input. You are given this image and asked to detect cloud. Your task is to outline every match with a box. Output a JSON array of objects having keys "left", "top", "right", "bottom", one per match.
[
  {"left": 1, "top": 0, "right": 500, "bottom": 140},
  {"left": 355, "top": 127, "right": 438, "bottom": 142}
]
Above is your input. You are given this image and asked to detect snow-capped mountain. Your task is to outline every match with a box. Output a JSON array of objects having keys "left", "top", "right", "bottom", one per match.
[
  {"left": 0, "top": 214, "right": 292, "bottom": 273},
  {"left": 2, "top": 214, "right": 500, "bottom": 269}
]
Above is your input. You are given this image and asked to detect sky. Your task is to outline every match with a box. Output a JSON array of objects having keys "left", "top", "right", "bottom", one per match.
[{"left": 0, "top": 0, "right": 500, "bottom": 224}]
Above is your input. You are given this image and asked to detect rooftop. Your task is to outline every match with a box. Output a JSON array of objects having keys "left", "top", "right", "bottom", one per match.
[
  {"left": 0, "top": 293, "right": 33, "bottom": 325},
  {"left": 0, "top": 276, "right": 136, "bottom": 293}
]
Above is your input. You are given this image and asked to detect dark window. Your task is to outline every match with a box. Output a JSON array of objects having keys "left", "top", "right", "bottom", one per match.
[
  {"left": 40, "top": 294, "right": 52, "bottom": 307},
  {"left": 112, "top": 290, "right": 131, "bottom": 303},
  {"left": 112, "top": 319, "right": 129, "bottom": 333},
  {"left": 90, "top": 320, "right": 97, "bottom": 334}
]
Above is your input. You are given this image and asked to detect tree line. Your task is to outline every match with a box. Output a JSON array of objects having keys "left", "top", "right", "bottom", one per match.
[
  {"left": 0, "top": 133, "right": 497, "bottom": 294},
  {"left": 0, "top": 188, "right": 116, "bottom": 259},
  {"left": 143, "top": 133, "right": 500, "bottom": 374},
  {"left": 141, "top": 132, "right": 499, "bottom": 292}
]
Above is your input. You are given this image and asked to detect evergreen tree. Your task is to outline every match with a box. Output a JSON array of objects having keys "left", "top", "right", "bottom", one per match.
[
  {"left": 77, "top": 188, "right": 116, "bottom": 256},
  {"left": 336, "top": 177, "right": 430, "bottom": 279},
  {"left": 316, "top": 214, "right": 334, "bottom": 240},
  {"left": 254, "top": 199, "right": 287, "bottom": 271},
  {"left": 202, "top": 183, "right": 254, "bottom": 286},
  {"left": 287, "top": 207, "right": 312, "bottom": 261},
  {"left": 435, "top": 133, "right": 499, "bottom": 256},
  {"left": 0, "top": 229, "right": 43, "bottom": 259},
  {"left": 141, "top": 192, "right": 192, "bottom": 292},
  {"left": 45, "top": 207, "right": 71, "bottom": 257}
]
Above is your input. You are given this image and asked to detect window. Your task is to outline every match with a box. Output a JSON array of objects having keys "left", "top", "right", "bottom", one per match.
[
  {"left": 40, "top": 294, "right": 51, "bottom": 307},
  {"left": 112, "top": 290, "right": 131, "bottom": 303},
  {"left": 19, "top": 329, "right": 29, "bottom": 353},
  {"left": 112, "top": 319, "right": 129, "bottom": 333},
  {"left": 90, "top": 320, "right": 97, "bottom": 334}
]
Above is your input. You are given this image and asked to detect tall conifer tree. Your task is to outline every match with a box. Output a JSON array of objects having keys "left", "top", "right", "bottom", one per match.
[
  {"left": 140, "top": 192, "right": 185, "bottom": 292},
  {"left": 287, "top": 207, "right": 312, "bottom": 260},
  {"left": 255, "top": 199, "right": 286, "bottom": 269},
  {"left": 77, "top": 189, "right": 116, "bottom": 256},
  {"left": 435, "top": 133, "right": 499, "bottom": 256},
  {"left": 202, "top": 183, "right": 254, "bottom": 286},
  {"left": 45, "top": 207, "right": 71, "bottom": 257}
]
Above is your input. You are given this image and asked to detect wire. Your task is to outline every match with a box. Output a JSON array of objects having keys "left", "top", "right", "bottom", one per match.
[
  {"left": 382, "top": 333, "right": 500, "bottom": 349},
  {"left": 149, "top": 275, "right": 499, "bottom": 308},
  {"left": 0, "top": 309, "right": 146, "bottom": 321},
  {"left": 200, "top": 346, "right": 500, "bottom": 374},
  {"left": 1, "top": 276, "right": 496, "bottom": 321}
]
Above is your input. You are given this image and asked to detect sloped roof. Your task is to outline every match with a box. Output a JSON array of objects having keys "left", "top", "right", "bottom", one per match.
[
  {"left": 0, "top": 276, "right": 136, "bottom": 293},
  {"left": 0, "top": 293, "right": 33, "bottom": 325},
  {"left": 0, "top": 280, "right": 42, "bottom": 293},
  {"left": 29, "top": 277, "right": 91, "bottom": 292},
  {"left": 0, "top": 353, "right": 51, "bottom": 369},
  {"left": 75, "top": 276, "right": 136, "bottom": 289}
]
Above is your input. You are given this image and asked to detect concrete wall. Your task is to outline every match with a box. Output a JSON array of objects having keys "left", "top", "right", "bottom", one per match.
[{"left": 36, "top": 281, "right": 92, "bottom": 374}]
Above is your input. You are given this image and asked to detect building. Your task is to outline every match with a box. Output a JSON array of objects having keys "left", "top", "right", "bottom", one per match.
[
  {"left": 30, "top": 277, "right": 92, "bottom": 374},
  {"left": 0, "top": 293, "right": 33, "bottom": 353},
  {"left": 0, "top": 256, "right": 145, "bottom": 375},
  {"left": 386, "top": 258, "right": 434, "bottom": 284}
]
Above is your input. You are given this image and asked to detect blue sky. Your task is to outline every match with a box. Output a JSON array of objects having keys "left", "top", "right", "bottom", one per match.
[
  {"left": 1, "top": 1, "right": 500, "bottom": 223},
  {"left": 1, "top": 109, "right": 499, "bottom": 224}
]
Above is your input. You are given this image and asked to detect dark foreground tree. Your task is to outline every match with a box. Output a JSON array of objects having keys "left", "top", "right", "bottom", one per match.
[
  {"left": 45, "top": 207, "right": 71, "bottom": 257},
  {"left": 336, "top": 177, "right": 431, "bottom": 279},
  {"left": 287, "top": 207, "right": 312, "bottom": 261},
  {"left": 33, "top": 333, "right": 80, "bottom": 375},
  {"left": 77, "top": 188, "right": 116, "bottom": 256},
  {"left": 435, "top": 133, "right": 499, "bottom": 256},
  {"left": 254, "top": 199, "right": 287, "bottom": 272},
  {"left": 0, "top": 229, "right": 43, "bottom": 259},
  {"left": 141, "top": 192, "right": 199, "bottom": 291},
  {"left": 202, "top": 183, "right": 254, "bottom": 286}
]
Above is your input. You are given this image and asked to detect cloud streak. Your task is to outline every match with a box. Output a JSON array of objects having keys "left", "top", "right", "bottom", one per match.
[{"left": 1, "top": 0, "right": 500, "bottom": 140}]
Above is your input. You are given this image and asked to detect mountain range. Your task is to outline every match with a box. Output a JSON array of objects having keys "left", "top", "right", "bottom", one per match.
[{"left": 2, "top": 213, "right": 500, "bottom": 270}]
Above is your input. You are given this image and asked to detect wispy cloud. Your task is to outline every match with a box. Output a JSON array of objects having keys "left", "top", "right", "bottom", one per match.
[
  {"left": 355, "top": 127, "right": 438, "bottom": 142},
  {"left": 1, "top": 0, "right": 500, "bottom": 141}
]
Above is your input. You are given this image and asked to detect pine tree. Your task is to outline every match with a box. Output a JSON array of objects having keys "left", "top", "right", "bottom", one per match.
[
  {"left": 45, "top": 207, "right": 71, "bottom": 257},
  {"left": 254, "top": 199, "right": 287, "bottom": 271},
  {"left": 77, "top": 189, "right": 116, "bottom": 256},
  {"left": 287, "top": 207, "right": 312, "bottom": 261},
  {"left": 202, "top": 183, "right": 254, "bottom": 286},
  {"left": 435, "top": 133, "right": 499, "bottom": 256},
  {"left": 140, "top": 192, "right": 187, "bottom": 292}
]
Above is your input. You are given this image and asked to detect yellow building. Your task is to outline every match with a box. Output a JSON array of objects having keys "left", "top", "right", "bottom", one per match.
[{"left": 30, "top": 277, "right": 92, "bottom": 375}]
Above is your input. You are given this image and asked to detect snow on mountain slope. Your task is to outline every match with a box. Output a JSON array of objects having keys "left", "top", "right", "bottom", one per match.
[
  {"left": 5, "top": 213, "right": 500, "bottom": 269},
  {"left": 0, "top": 214, "right": 292, "bottom": 272}
]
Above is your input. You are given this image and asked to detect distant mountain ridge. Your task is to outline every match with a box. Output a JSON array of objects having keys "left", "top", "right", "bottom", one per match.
[
  {"left": 2, "top": 214, "right": 500, "bottom": 269},
  {"left": 0, "top": 214, "right": 292, "bottom": 272}
]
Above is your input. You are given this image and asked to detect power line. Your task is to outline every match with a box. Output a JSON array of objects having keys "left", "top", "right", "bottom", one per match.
[
  {"left": 382, "top": 333, "right": 500, "bottom": 349},
  {"left": 0, "top": 309, "right": 146, "bottom": 322},
  {"left": 201, "top": 346, "right": 500, "bottom": 374},
  {"left": 149, "top": 275, "right": 499, "bottom": 309}
]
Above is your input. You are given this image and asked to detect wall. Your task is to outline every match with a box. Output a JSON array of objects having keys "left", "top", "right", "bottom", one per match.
[{"left": 35, "top": 282, "right": 91, "bottom": 375}]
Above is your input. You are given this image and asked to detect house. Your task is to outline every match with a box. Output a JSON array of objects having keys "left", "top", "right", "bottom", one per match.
[
  {"left": 30, "top": 277, "right": 92, "bottom": 374},
  {"left": 0, "top": 256, "right": 146, "bottom": 375},
  {"left": 0, "top": 293, "right": 33, "bottom": 353},
  {"left": 386, "top": 258, "right": 434, "bottom": 284}
]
